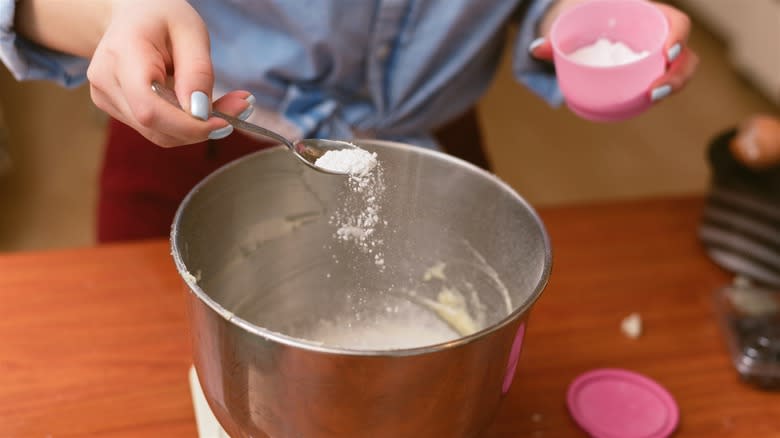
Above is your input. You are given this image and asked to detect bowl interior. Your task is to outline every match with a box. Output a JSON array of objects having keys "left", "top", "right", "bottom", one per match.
[{"left": 172, "top": 141, "right": 551, "bottom": 352}]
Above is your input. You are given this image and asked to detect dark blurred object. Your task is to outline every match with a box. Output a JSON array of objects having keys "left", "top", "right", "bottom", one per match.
[
  {"left": 728, "top": 115, "right": 780, "bottom": 170},
  {"left": 699, "top": 115, "right": 780, "bottom": 288},
  {"left": 713, "top": 279, "right": 780, "bottom": 390},
  {"left": 703, "top": 115, "right": 780, "bottom": 390}
]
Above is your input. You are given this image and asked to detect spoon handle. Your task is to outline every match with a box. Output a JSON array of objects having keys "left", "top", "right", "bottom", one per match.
[
  {"left": 150, "top": 81, "right": 183, "bottom": 109},
  {"left": 150, "top": 81, "right": 293, "bottom": 148},
  {"left": 210, "top": 110, "right": 292, "bottom": 148}
]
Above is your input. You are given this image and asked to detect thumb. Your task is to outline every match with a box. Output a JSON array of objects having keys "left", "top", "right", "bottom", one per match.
[
  {"left": 529, "top": 37, "right": 554, "bottom": 61},
  {"left": 169, "top": 12, "right": 214, "bottom": 121}
]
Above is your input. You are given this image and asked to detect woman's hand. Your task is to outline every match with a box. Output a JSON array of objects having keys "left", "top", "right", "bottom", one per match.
[
  {"left": 529, "top": 0, "right": 699, "bottom": 104},
  {"left": 86, "top": 0, "right": 252, "bottom": 146}
]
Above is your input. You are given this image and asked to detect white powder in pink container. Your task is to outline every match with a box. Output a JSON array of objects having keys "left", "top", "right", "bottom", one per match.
[{"left": 568, "top": 37, "right": 649, "bottom": 67}]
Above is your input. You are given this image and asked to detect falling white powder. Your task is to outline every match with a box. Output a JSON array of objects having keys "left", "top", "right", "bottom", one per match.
[
  {"left": 322, "top": 145, "right": 386, "bottom": 267},
  {"left": 568, "top": 37, "right": 649, "bottom": 67}
]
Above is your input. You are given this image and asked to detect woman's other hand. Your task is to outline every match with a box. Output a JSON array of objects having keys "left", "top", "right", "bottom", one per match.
[{"left": 529, "top": 0, "right": 699, "bottom": 104}]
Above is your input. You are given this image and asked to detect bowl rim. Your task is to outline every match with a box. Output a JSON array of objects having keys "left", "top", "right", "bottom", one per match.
[{"left": 170, "top": 140, "right": 553, "bottom": 357}]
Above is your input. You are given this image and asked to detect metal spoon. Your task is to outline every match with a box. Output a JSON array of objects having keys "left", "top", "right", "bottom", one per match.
[{"left": 151, "top": 81, "right": 356, "bottom": 175}]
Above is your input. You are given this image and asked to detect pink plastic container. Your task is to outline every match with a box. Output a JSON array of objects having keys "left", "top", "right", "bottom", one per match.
[{"left": 551, "top": 0, "right": 669, "bottom": 122}]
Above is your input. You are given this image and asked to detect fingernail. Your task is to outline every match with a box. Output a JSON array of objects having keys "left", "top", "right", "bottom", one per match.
[
  {"left": 208, "top": 125, "right": 233, "bottom": 140},
  {"left": 190, "top": 91, "right": 209, "bottom": 121},
  {"left": 650, "top": 84, "right": 672, "bottom": 102},
  {"left": 528, "top": 37, "right": 546, "bottom": 54},
  {"left": 667, "top": 43, "right": 682, "bottom": 62},
  {"left": 237, "top": 94, "right": 256, "bottom": 121}
]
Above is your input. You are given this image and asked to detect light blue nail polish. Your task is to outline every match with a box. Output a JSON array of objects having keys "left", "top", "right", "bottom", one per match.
[
  {"left": 528, "top": 37, "right": 546, "bottom": 54},
  {"left": 651, "top": 85, "right": 672, "bottom": 102},
  {"left": 237, "top": 96, "right": 255, "bottom": 121},
  {"left": 190, "top": 91, "right": 209, "bottom": 120},
  {"left": 208, "top": 125, "right": 233, "bottom": 140},
  {"left": 667, "top": 43, "right": 681, "bottom": 62},
  {"left": 237, "top": 105, "right": 254, "bottom": 121}
]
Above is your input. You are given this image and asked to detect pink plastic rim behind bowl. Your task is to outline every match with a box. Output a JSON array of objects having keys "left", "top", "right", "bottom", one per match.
[{"left": 550, "top": 0, "right": 669, "bottom": 122}]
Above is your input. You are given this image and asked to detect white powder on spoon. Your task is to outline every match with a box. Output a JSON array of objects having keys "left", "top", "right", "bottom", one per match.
[
  {"left": 568, "top": 37, "right": 649, "bottom": 67},
  {"left": 315, "top": 148, "right": 378, "bottom": 177}
]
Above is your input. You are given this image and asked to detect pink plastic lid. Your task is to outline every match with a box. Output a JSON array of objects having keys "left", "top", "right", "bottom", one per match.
[{"left": 567, "top": 369, "right": 679, "bottom": 438}]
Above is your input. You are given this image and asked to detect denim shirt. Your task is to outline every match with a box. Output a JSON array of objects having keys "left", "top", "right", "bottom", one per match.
[{"left": 0, "top": 0, "right": 562, "bottom": 147}]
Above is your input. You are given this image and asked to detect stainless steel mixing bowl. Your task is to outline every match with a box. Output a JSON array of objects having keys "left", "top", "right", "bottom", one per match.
[{"left": 171, "top": 140, "right": 552, "bottom": 437}]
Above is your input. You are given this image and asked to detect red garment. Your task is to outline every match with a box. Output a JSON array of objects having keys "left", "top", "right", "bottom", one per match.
[{"left": 97, "top": 119, "right": 271, "bottom": 243}]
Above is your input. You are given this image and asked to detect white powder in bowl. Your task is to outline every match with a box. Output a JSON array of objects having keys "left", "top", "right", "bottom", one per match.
[
  {"left": 305, "top": 314, "right": 458, "bottom": 350},
  {"left": 568, "top": 37, "right": 649, "bottom": 67}
]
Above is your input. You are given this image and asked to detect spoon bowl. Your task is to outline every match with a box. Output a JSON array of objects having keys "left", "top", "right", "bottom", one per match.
[{"left": 151, "top": 82, "right": 356, "bottom": 174}]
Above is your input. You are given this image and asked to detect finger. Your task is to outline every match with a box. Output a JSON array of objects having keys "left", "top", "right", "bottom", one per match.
[
  {"left": 88, "top": 60, "right": 156, "bottom": 138},
  {"left": 89, "top": 83, "right": 123, "bottom": 122},
  {"left": 90, "top": 84, "right": 185, "bottom": 147},
  {"left": 116, "top": 38, "right": 227, "bottom": 142},
  {"left": 648, "top": 47, "right": 699, "bottom": 102},
  {"left": 213, "top": 90, "right": 255, "bottom": 120},
  {"left": 653, "top": 3, "right": 691, "bottom": 63},
  {"left": 168, "top": 10, "right": 214, "bottom": 120},
  {"left": 87, "top": 53, "right": 126, "bottom": 121},
  {"left": 528, "top": 37, "right": 554, "bottom": 61}
]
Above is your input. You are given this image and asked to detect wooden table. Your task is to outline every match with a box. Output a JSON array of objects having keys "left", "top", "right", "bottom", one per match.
[{"left": 1, "top": 197, "right": 778, "bottom": 437}]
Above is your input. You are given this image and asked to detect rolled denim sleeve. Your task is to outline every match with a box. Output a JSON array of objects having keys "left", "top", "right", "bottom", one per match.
[
  {"left": 0, "top": 0, "right": 88, "bottom": 87},
  {"left": 513, "top": 0, "right": 564, "bottom": 107}
]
